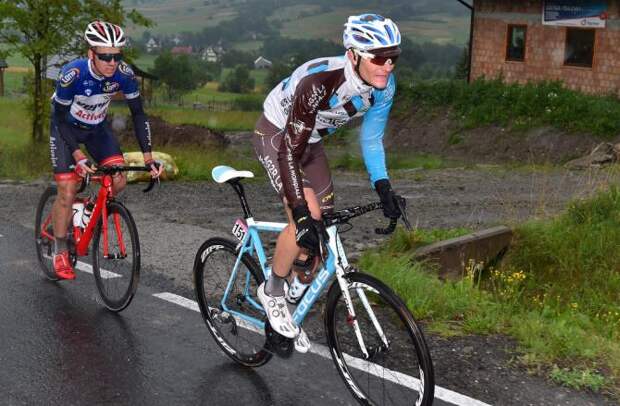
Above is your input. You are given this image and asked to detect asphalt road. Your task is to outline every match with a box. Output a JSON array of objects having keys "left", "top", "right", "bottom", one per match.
[{"left": 0, "top": 219, "right": 474, "bottom": 406}]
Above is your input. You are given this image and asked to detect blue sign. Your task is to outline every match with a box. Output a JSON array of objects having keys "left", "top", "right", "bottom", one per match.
[{"left": 543, "top": 0, "right": 608, "bottom": 27}]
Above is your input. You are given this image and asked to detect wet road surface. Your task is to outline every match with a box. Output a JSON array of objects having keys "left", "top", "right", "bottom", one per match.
[{"left": 0, "top": 219, "right": 475, "bottom": 406}]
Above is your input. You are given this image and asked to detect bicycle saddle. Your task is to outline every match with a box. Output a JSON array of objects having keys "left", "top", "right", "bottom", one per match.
[{"left": 212, "top": 165, "right": 255, "bottom": 183}]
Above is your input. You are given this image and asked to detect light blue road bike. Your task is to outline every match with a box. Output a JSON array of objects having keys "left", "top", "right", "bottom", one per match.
[{"left": 193, "top": 166, "right": 434, "bottom": 406}]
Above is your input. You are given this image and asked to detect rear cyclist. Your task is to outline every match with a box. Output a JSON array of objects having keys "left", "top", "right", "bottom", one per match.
[
  {"left": 49, "top": 21, "right": 162, "bottom": 280},
  {"left": 253, "top": 14, "right": 404, "bottom": 350}
]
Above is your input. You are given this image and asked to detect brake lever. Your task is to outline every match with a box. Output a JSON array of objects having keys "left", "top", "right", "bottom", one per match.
[
  {"left": 76, "top": 174, "right": 90, "bottom": 194},
  {"left": 143, "top": 176, "right": 159, "bottom": 193}
]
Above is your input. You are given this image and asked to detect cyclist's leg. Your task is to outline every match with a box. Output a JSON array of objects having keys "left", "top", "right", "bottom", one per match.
[
  {"left": 49, "top": 121, "right": 81, "bottom": 279},
  {"left": 84, "top": 123, "right": 126, "bottom": 195},
  {"left": 253, "top": 115, "right": 327, "bottom": 279},
  {"left": 253, "top": 115, "right": 311, "bottom": 337}
]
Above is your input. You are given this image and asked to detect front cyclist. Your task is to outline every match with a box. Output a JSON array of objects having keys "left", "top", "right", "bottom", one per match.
[
  {"left": 50, "top": 21, "right": 162, "bottom": 280},
  {"left": 253, "top": 14, "right": 403, "bottom": 350}
]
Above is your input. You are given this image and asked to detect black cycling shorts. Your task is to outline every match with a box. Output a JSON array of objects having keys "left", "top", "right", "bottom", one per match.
[{"left": 50, "top": 118, "right": 124, "bottom": 181}]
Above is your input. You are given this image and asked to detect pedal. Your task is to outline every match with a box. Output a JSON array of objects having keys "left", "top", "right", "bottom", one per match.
[{"left": 264, "top": 320, "right": 294, "bottom": 359}]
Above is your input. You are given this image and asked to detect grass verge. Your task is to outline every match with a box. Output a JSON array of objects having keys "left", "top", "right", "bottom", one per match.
[
  {"left": 397, "top": 77, "right": 620, "bottom": 137},
  {"left": 361, "top": 188, "right": 620, "bottom": 395}
]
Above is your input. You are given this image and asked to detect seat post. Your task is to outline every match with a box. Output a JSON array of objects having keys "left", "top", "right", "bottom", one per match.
[{"left": 228, "top": 179, "right": 253, "bottom": 219}]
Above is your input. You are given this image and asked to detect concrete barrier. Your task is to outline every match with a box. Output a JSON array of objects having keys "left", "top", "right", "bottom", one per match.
[{"left": 413, "top": 226, "right": 513, "bottom": 280}]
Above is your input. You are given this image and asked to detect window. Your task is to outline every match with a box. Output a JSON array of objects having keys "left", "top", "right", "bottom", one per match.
[
  {"left": 506, "top": 25, "right": 526, "bottom": 62},
  {"left": 564, "top": 28, "right": 595, "bottom": 68}
]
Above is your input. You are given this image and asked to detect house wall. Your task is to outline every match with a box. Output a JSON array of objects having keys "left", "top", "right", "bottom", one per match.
[{"left": 471, "top": 0, "right": 620, "bottom": 94}]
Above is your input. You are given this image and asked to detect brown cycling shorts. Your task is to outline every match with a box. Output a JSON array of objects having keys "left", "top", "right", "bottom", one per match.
[{"left": 252, "top": 114, "right": 334, "bottom": 214}]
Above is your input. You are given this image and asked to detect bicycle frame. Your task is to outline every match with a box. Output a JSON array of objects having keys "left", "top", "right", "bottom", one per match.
[
  {"left": 223, "top": 216, "right": 383, "bottom": 358},
  {"left": 39, "top": 173, "right": 126, "bottom": 259}
]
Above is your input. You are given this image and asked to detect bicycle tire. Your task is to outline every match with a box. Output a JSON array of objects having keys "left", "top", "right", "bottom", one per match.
[
  {"left": 325, "top": 272, "right": 435, "bottom": 406},
  {"left": 92, "top": 201, "right": 140, "bottom": 312},
  {"left": 193, "top": 237, "right": 272, "bottom": 367},
  {"left": 34, "top": 185, "right": 60, "bottom": 281}
]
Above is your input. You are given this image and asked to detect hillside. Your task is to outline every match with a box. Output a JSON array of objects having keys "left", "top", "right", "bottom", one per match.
[{"left": 122, "top": 0, "right": 470, "bottom": 45}]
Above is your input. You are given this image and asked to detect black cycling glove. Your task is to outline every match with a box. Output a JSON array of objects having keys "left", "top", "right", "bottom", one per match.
[
  {"left": 292, "top": 204, "right": 328, "bottom": 254},
  {"left": 375, "top": 179, "right": 401, "bottom": 219}
]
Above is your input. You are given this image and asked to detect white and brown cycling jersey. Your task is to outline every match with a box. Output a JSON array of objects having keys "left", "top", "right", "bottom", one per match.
[{"left": 257, "top": 55, "right": 396, "bottom": 210}]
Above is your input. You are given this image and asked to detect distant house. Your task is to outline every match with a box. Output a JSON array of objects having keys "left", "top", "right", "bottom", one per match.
[
  {"left": 462, "top": 0, "right": 620, "bottom": 95},
  {"left": 254, "top": 56, "right": 272, "bottom": 69},
  {"left": 146, "top": 38, "right": 160, "bottom": 54},
  {"left": 201, "top": 47, "right": 219, "bottom": 63},
  {"left": 171, "top": 46, "right": 193, "bottom": 56}
]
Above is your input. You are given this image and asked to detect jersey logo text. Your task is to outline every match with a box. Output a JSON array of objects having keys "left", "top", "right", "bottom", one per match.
[{"left": 60, "top": 68, "right": 80, "bottom": 87}]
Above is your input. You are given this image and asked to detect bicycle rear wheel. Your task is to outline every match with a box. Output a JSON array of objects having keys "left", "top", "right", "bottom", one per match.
[
  {"left": 325, "top": 272, "right": 434, "bottom": 406},
  {"left": 193, "top": 237, "right": 272, "bottom": 367},
  {"left": 92, "top": 201, "right": 140, "bottom": 312},
  {"left": 34, "top": 185, "right": 60, "bottom": 281}
]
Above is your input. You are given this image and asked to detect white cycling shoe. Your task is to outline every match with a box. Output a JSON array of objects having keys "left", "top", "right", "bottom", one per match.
[
  {"left": 257, "top": 282, "right": 300, "bottom": 339},
  {"left": 294, "top": 328, "right": 311, "bottom": 353}
]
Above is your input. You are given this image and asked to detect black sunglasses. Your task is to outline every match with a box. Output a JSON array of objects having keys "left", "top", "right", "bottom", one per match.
[{"left": 95, "top": 52, "right": 123, "bottom": 62}]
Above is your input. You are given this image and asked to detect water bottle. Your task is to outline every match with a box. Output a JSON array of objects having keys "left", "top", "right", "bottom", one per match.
[
  {"left": 82, "top": 201, "right": 94, "bottom": 227},
  {"left": 72, "top": 202, "right": 85, "bottom": 228},
  {"left": 285, "top": 274, "right": 309, "bottom": 304}
]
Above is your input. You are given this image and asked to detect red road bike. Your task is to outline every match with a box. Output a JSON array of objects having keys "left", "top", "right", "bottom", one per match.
[{"left": 35, "top": 166, "right": 157, "bottom": 312}]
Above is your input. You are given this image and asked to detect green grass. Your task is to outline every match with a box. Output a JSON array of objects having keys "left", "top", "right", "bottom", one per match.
[
  {"left": 3, "top": 52, "right": 29, "bottom": 68},
  {"left": 360, "top": 187, "right": 620, "bottom": 393},
  {"left": 184, "top": 81, "right": 265, "bottom": 103},
  {"left": 218, "top": 68, "right": 269, "bottom": 89},
  {"left": 277, "top": 7, "right": 468, "bottom": 45},
  {"left": 0, "top": 97, "right": 50, "bottom": 179},
  {"left": 231, "top": 40, "right": 263, "bottom": 52},
  {"left": 3, "top": 70, "right": 28, "bottom": 96},
  {"left": 126, "top": 0, "right": 238, "bottom": 36},
  {"left": 147, "top": 106, "right": 259, "bottom": 131},
  {"left": 132, "top": 54, "right": 158, "bottom": 70},
  {"left": 160, "top": 144, "right": 263, "bottom": 181},
  {"left": 398, "top": 78, "right": 620, "bottom": 138}
]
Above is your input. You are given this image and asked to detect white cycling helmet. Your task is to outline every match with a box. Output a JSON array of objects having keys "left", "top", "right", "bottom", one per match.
[
  {"left": 343, "top": 14, "right": 401, "bottom": 57},
  {"left": 85, "top": 21, "right": 126, "bottom": 48}
]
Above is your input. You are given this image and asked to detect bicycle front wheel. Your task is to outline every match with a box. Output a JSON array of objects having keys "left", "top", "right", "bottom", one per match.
[
  {"left": 325, "top": 272, "right": 434, "bottom": 406},
  {"left": 92, "top": 201, "right": 140, "bottom": 312},
  {"left": 34, "top": 185, "right": 60, "bottom": 281},
  {"left": 193, "top": 238, "right": 272, "bottom": 367}
]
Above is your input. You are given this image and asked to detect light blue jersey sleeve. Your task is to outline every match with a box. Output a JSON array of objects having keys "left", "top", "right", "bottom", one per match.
[{"left": 360, "top": 73, "right": 396, "bottom": 185}]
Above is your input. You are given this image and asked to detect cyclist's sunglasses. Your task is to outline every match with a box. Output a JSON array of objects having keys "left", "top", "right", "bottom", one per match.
[
  {"left": 367, "top": 54, "right": 399, "bottom": 66},
  {"left": 355, "top": 49, "right": 399, "bottom": 66},
  {"left": 95, "top": 52, "right": 123, "bottom": 63}
]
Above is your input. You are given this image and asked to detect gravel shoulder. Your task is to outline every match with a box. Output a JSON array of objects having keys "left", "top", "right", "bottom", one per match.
[{"left": 3, "top": 165, "right": 619, "bottom": 405}]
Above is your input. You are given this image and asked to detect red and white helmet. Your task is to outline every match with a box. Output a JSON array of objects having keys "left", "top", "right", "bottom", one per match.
[{"left": 84, "top": 21, "right": 126, "bottom": 48}]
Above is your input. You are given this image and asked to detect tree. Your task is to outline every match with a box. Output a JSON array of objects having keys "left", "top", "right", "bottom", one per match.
[
  {"left": 219, "top": 65, "right": 255, "bottom": 94},
  {"left": 266, "top": 62, "right": 293, "bottom": 90},
  {"left": 151, "top": 52, "right": 212, "bottom": 101},
  {"left": 0, "top": 1, "right": 150, "bottom": 141}
]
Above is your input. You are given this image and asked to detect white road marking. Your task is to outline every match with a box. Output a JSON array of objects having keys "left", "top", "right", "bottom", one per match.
[{"left": 154, "top": 292, "right": 492, "bottom": 406}]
